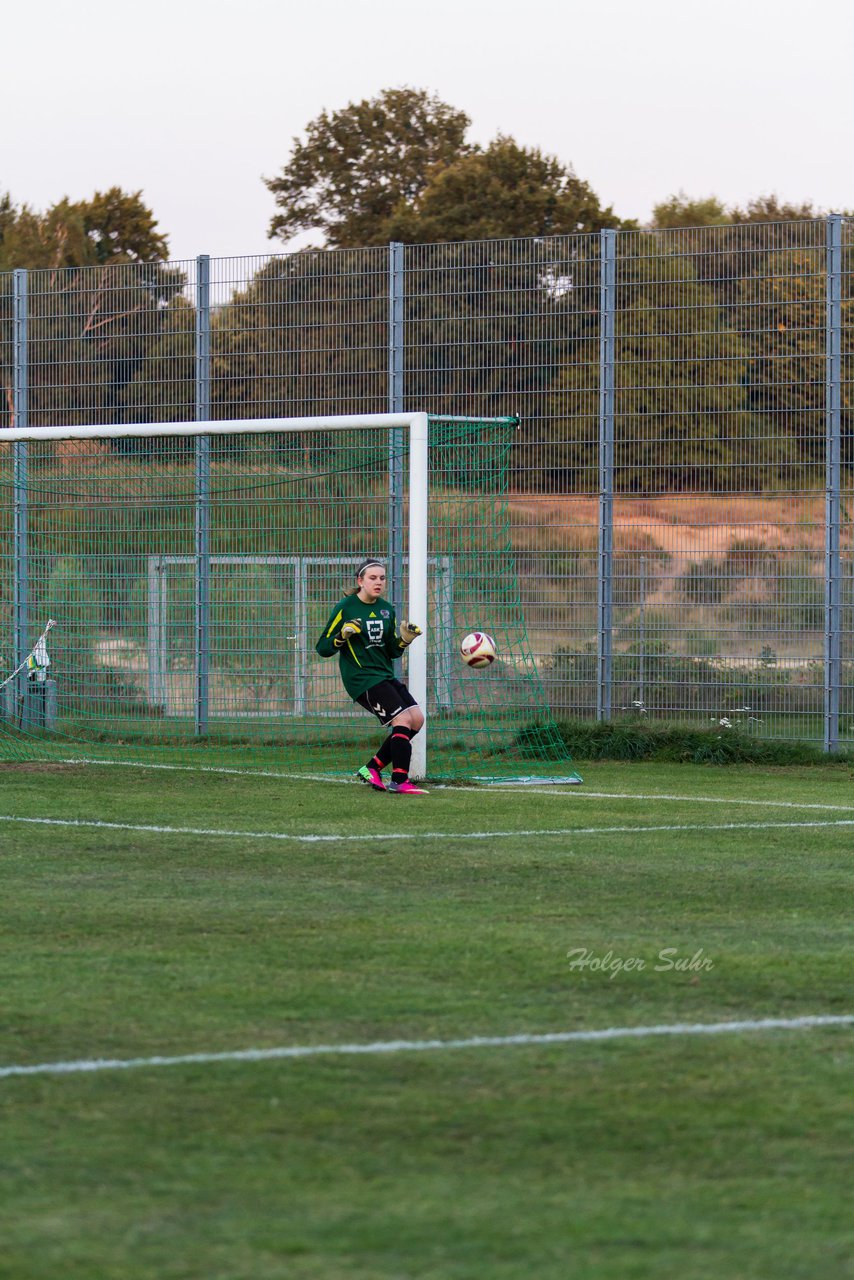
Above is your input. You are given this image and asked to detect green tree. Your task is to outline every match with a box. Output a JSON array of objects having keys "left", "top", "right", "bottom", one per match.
[
  {"left": 727, "top": 195, "right": 827, "bottom": 224},
  {"left": 207, "top": 247, "right": 387, "bottom": 425},
  {"left": 734, "top": 247, "right": 854, "bottom": 468},
  {"left": 0, "top": 187, "right": 168, "bottom": 271},
  {"left": 651, "top": 193, "right": 730, "bottom": 229},
  {"left": 19, "top": 258, "right": 187, "bottom": 431},
  {"left": 651, "top": 197, "right": 854, "bottom": 477},
  {"left": 0, "top": 191, "right": 16, "bottom": 249},
  {"left": 79, "top": 187, "right": 169, "bottom": 265},
  {"left": 649, "top": 193, "right": 851, "bottom": 316},
  {"left": 122, "top": 294, "right": 197, "bottom": 427},
  {"left": 265, "top": 88, "right": 471, "bottom": 248},
  {"left": 546, "top": 234, "right": 798, "bottom": 493},
  {"left": 0, "top": 189, "right": 179, "bottom": 433},
  {"left": 385, "top": 136, "right": 623, "bottom": 242},
  {"left": 651, "top": 192, "right": 834, "bottom": 231}
]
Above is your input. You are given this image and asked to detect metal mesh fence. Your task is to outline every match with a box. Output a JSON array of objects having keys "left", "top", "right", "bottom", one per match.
[
  {"left": 842, "top": 219, "right": 854, "bottom": 743},
  {"left": 24, "top": 259, "right": 195, "bottom": 428},
  {"left": 208, "top": 249, "right": 388, "bottom": 421},
  {"left": 1, "top": 220, "right": 852, "bottom": 751},
  {"left": 606, "top": 221, "right": 831, "bottom": 737}
]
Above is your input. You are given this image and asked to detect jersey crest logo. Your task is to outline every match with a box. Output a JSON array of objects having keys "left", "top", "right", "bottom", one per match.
[
  {"left": 366, "top": 619, "right": 384, "bottom": 645},
  {"left": 381, "top": 609, "right": 390, "bottom": 618}
]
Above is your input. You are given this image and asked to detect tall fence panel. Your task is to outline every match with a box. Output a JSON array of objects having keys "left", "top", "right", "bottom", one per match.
[
  {"left": 402, "top": 236, "right": 602, "bottom": 717},
  {"left": 842, "top": 217, "right": 854, "bottom": 748},
  {"left": 1, "top": 223, "right": 851, "bottom": 749},
  {"left": 0, "top": 271, "right": 14, "bottom": 685},
  {"left": 208, "top": 248, "right": 388, "bottom": 421},
  {"left": 606, "top": 220, "right": 831, "bottom": 739},
  {"left": 21, "top": 259, "right": 195, "bottom": 427}
]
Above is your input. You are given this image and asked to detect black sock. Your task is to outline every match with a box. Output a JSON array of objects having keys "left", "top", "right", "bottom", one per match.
[
  {"left": 390, "top": 726, "right": 416, "bottom": 784},
  {"left": 369, "top": 735, "right": 394, "bottom": 772}
]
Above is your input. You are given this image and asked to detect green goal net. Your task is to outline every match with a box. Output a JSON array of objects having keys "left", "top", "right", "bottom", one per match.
[{"left": 0, "top": 415, "right": 577, "bottom": 781}]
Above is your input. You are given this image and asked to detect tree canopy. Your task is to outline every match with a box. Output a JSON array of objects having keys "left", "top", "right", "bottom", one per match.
[
  {"left": 651, "top": 194, "right": 730, "bottom": 229},
  {"left": 0, "top": 187, "right": 168, "bottom": 271},
  {"left": 385, "top": 136, "right": 623, "bottom": 242},
  {"left": 265, "top": 88, "right": 626, "bottom": 248},
  {"left": 0, "top": 187, "right": 180, "bottom": 433},
  {"left": 264, "top": 87, "right": 472, "bottom": 248},
  {"left": 652, "top": 191, "right": 843, "bottom": 229}
]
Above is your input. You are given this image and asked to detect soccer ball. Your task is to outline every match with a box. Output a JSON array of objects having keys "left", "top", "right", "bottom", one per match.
[{"left": 460, "top": 631, "right": 496, "bottom": 669}]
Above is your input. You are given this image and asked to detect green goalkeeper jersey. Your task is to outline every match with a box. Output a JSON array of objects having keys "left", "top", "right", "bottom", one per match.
[{"left": 315, "top": 595, "right": 407, "bottom": 699}]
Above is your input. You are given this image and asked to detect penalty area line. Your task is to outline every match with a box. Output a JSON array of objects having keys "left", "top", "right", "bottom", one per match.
[
  {"left": 3, "top": 814, "right": 854, "bottom": 844},
  {"left": 1, "top": 1015, "right": 851, "bottom": 1081}
]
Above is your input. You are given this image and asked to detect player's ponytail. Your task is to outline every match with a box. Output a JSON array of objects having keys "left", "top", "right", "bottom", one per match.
[{"left": 343, "top": 558, "right": 385, "bottom": 596}]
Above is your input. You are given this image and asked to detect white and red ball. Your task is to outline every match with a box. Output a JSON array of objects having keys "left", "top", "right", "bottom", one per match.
[{"left": 460, "top": 631, "right": 497, "bottom": 669}]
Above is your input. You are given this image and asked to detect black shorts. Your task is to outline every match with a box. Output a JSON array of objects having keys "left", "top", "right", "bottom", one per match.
[{"left": 355, "top": 678, "right": 418, "bottom": 727}]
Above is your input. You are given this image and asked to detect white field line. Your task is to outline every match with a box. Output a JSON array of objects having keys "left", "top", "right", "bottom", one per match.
[
  {"left": 52, "top": 761, "right": 854, "bottom": 813},
  {"left": 3, "top": 813, "right": 854, "bottom": 845},
  {"left": 1, "top": 1015, "right": 851, "bottom": 1081},
  {"left": 461, "top": 788, "right": 854, "bottom": 812},
  {"left": 56, "top": 756, "right": 341, "bottom": 785}
]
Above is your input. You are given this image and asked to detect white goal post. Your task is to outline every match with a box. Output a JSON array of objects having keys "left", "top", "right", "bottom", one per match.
[{"left": 4, "top": 413, "right": 430, "bottom": 777}]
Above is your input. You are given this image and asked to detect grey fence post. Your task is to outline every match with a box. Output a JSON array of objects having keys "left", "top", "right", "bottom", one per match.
[
  {"left": 597, "top": 230, "right": 616, "bottom": 721},
  {"left": 195, "top": 254, "right": 211, "bottom": 737},
  {"left": 388, "top": 242, "right": 405, "bottom": 614},
  {"left": 824, "top": 215, "right": 842, "bottom": 753},
  {"left": 13, "top": 269, "right": 29, "bottom": 693}
]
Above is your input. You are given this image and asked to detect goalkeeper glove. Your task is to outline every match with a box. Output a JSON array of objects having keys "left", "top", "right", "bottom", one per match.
[
  {"left": 399, "top": 621, "right": 422, "bottom": 647},
  {"left": 334, "top": 619, "right": 362, "bottom": 648}
]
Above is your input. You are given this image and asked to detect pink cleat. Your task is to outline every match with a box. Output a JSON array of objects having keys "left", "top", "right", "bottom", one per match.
[
  {"left": 387, "top": 779, "right": 429, "bottom": 795},
  {"left": 357, "top": 765, "right": 386, "bottom": 791}
]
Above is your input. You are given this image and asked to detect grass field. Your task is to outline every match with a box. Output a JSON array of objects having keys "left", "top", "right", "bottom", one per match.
[{"left": 1, "top": 759, "right": 852, "bottom": 1279}]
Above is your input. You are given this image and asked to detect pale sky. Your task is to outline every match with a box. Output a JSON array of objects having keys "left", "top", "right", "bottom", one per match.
[{"left": 3, "top": 0, "right": 852, "bottom": 263}]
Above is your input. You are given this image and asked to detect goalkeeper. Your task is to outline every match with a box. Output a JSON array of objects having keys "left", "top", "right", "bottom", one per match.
[{"left": 315, "top": 558, "right": 426, "bottom": 795}]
